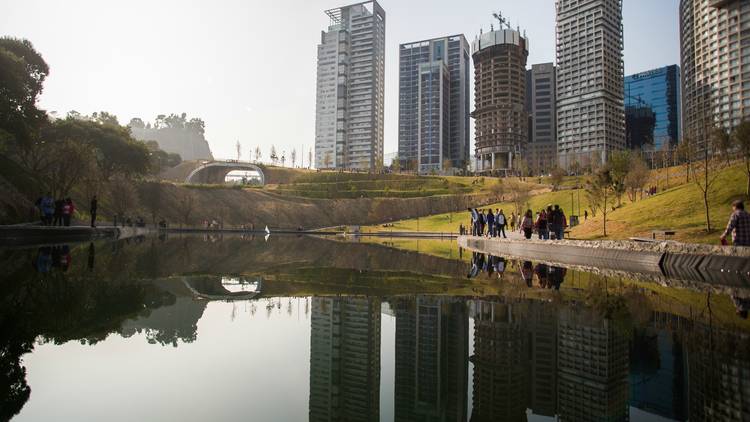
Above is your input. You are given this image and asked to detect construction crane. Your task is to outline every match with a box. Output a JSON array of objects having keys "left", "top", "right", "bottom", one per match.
[{"left": 492, "top": 12, "right": 511, "bottom": 30}]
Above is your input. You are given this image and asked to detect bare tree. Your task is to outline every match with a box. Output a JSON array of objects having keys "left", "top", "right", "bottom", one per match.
[
  {"left": 692, "top": 124, "right": 727, "bottom": 232},
  {"left": 308, "top": 148, "right": 313, "bottom": 169},
  {"left": 254, "top": 146, "right": 262, "bottom": 163},
  {"left": 624, "top": 154, "right": 649, "bottom": 201},
  {"left": 235, "top": 140, "right": 241, "bottom": 161},
  {"left": 110, "top": 175, "right": 140, "bottom": 222},
  {"left": 139, "top": 181, "right": 162, "bottom": 227},
  {"left": 291, "top": 149, "right": 297, "bottom": 168},
  {"left": 270, "top": 146, "right": 278, "bottom": 165},
  {"left": 178, "top": 191, "right": 195, "bottom": 228},
  {"left": 732, "top": 120, "right": 750, "bottom": 198},
  {"left": 549, "top": 167, "right": 566, "bottom": 191},
  {"left": 586, "top": 167, "right": 613, "bottom": 236}
]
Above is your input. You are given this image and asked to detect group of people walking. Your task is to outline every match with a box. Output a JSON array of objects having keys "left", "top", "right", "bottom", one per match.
[
  {"left": 518, "top": 205, "right": 568, "bottom": 240},
  {"left": 467, "top": 208, "right": 513, "bottom": 238},
  {"left": 468, "top": 204, "right": 568, "bottom": 240},
  {"left": 35, "top": 194, "right": 76, "bottom": 227}
]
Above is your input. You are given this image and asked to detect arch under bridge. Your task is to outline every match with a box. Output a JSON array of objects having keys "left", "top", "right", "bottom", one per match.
[{"left": 184, "top": 160, "right": 266, "bottom": 185}]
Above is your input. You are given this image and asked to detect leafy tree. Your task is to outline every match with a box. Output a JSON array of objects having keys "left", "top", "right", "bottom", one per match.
[
  {"left": 45, "top": 139, "right": 96, "bottom": 198},
  {"left": 391, "top": 155, "right": 401, "bottom": 172},
  {"left": 0, "top": 37, "right": 49, "bottom": 148},
  {"left": 91, "top": 111, "right": 119, "bottom": 126},
  {"left": 733, "top": 120, "right": 750, "bottom": 197},
  {"left": 128, "top": 118, "right": 145, "bottom": 129}
]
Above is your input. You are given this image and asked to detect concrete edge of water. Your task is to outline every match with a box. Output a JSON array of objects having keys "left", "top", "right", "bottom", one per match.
[
  {"left": 0, "top": 225, "right": 150, "bottom": 247},
  {"left": 458, "top": 235, "right": 750, "bottom": 289}
]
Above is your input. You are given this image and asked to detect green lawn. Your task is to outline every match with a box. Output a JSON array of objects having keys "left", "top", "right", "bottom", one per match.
[{"left": 365, "top": 163, "right": 748, "bottom": 245}]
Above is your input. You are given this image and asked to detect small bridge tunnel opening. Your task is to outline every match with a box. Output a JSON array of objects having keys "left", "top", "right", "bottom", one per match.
[{"left": 185, "top": 161, "right": 266, "bottom": 185}]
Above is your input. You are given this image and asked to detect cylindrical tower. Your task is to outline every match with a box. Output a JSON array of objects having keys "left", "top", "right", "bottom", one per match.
[{"left": 471, "top": 28, "right": 529, "bottom": 175}]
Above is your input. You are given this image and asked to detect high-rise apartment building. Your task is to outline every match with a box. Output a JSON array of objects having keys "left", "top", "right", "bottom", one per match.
[
  {"left": 625, "top": 65, "right": 681, "bottom": 150},
  {"left": 392, "top": 296, "right": 469, "bottom": 421},
  {"left": 526, "top": 63, "right": 558, "bottom": 174},
  {"left": 680, "top": 0, "right": 750, "bottom": 140},
  {"left": 398, "top": 35, "right": 471, "bottom": 173},
  {"left": 314, "top": 2, "right": 385, "bottom": 170},
  {"left": 472, "top": 27, "right": 529, "bottom": 175},
  {"left": 556, "top": 0, "right": 625, "bottom": 168},
  {"left": 309, "top": 296, "right": 381, "bottom": 421}
]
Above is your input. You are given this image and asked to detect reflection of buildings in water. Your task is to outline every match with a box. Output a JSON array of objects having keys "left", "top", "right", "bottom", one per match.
[
  {"left": 470, "top": 299, "right": 529, "bottom": 422},
  {"left": 527, "top": 300, "right": 558, "bottom": 417},
  {"left": 309, "top": 297, "right": 381, "bottom": 422},
  {"left": 629, "top": 327, "right": 686, "bottom": 420},
  {"left": 392, "top": 296, "right": 469, "bottom": 422},
  {"left": 556, "top": 307, "right": 629, "bottom": 422},
  {"left": 120, "top": 296, "right": 207, "bottom": 346}
]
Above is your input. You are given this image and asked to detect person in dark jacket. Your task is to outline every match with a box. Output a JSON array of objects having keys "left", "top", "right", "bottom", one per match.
[{"left": 486, "top": 209, "right": 495, "bottom": 237}]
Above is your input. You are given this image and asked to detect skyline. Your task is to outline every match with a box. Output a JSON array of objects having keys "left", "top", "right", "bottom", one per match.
[{"left": 0, "top": 0, "right": 680, "bottom": 162}]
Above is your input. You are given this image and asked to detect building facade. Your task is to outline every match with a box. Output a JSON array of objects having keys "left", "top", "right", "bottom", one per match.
[
  {"left": 680, "top": 0, "right": 750, "bottom": 140},
  {"left": 556, "top": 0, "right": 625, "bottom": 169},
  {"left": 624, "top": 65, "right": 681, "bottom": 150},
  {"left": 309, "top": 296, "right": 381, "bottom": 421},
  {"left": 526, "top": 63, "right": 558, "bottom": 175},
  {"left": 314, "top": 1, "right": 386, "bottom": 170},
  {"left": 472, "top": 28, "right": 529, "bottom": 175},
  {"left": 398, "top": 35, "right": 471, "bottom": 173}
]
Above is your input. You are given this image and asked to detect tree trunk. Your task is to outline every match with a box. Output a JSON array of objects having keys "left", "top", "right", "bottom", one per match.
[{"left": 704, "top": 189, "right": 711, "bottom": 232}]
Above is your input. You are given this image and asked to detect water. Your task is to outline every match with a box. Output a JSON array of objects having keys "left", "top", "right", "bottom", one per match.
[{"left": 1, "top": 234, "right": 748, "bottom": 421}]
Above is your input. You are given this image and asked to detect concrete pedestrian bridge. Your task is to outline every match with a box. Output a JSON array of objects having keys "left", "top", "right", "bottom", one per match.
[
  {"left": 161, "top": 160, "right": 306, "bottom": 186},
  {"left": 181, "top": 276, "right": 263, "bottom": 301},
  {"left": 183, "top": 160, "right": 266, "bottom": 185}
]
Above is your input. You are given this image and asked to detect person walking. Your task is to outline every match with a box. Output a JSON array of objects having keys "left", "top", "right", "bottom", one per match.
[
  {"left": 90, "top": 195, "right": 98, "bottom": 228},
  {"left": 40, "top": 193, "right": 54, "bottom": 226},
  {"left": 520, "top": 210, "right": 534, "bottom": 239},
  {"left": 496, "top": 209, "right": 507, "bottom": 238},
  {"left": 510, "top": 212, "right": 516, "bottom": 232},
  {"left": 535, "top": 209, "right": 549, "bottom": 240},
  {"left": 549, "top": 205, "right": 560, "bottom": 240},
  {"left": 556, "top": 206, "right": 568, "bottom": 240},
  {"left": 53, "top": 199, "right": 64, "bottom": 226},
  {"left": 62, "top": 198, "right": 75, "bottom": 227},
  {"left": 486, "top": 209, "right": 495, "bottom": 237},
  {"left": 478, "top": 209, "right": 486, "bottom": 236},
  {"left": 721, "top": 200, "right": 750, "bottom": 246},
  {"left": 584, "top": 210, "right": 588, "bottom": 221}
]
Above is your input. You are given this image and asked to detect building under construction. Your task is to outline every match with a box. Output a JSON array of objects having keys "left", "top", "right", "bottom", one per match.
[{"left": 471, "top": 16, "right": 529, "bottom": 175}]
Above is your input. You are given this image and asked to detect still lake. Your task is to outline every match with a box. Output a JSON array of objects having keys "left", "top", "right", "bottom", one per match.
[{"left": 1, "top": 234, "right": 748, "bottom": 421}]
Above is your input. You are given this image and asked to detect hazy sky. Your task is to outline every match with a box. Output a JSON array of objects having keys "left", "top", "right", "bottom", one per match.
[{"left": 1, "top": 0, "right": 679, "bottom": 161}]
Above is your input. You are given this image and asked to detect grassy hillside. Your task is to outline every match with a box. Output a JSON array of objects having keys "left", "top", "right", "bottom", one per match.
[{"left": 365, "top": 163, "right": 748, "bottom": 245}]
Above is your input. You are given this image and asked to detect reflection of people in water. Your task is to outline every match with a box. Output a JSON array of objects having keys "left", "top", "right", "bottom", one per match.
[
  {"left": 87, "top": 242, "right": 95, "bottom": 271},
  {"left": 468, "top": 252, "right": 482, "bottom": 279},
  {"left": 732, "top": 294, "right": 750, "bottom": 319},
  {"left": 521, "top": 261, "right": 534, "bottom": 287},
  {"left": 33, "top": 247, "right": 52, "bottom": 273},
  {"left": 495, "top": 256, "right": 506, "bottom": 279},
  {"left": 549, "top": 266, "right": 566, "bottom": 290},
  {"left": 534, "top": 263, "right": 550, "bottom": 288},
  {"left": 52, "top": 245, "right": 71, "bottom": 272}
]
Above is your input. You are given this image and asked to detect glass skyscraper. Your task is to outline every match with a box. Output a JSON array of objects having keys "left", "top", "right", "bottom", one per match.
[{"left": 624, "top": 65, "right": 681, "bottom": 150}]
